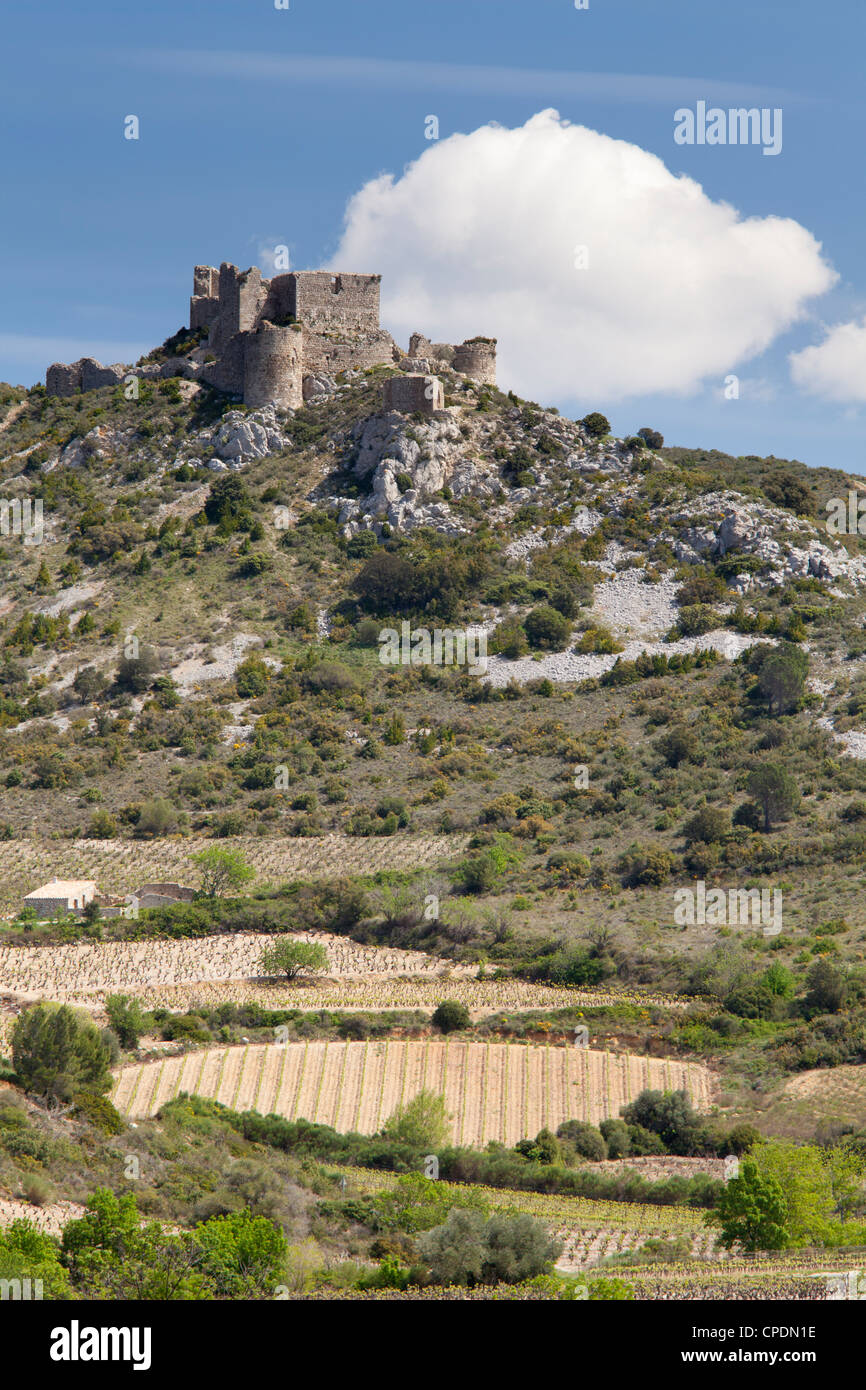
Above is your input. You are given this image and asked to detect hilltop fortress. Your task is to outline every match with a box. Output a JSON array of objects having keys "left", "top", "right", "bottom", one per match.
[{"left": 46, "top": 262, "right": 497, "bottom": 412}]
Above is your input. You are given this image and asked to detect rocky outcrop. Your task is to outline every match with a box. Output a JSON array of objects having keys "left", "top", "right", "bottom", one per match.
[
  {"left": 58, "top": 424, "right": 132, "bottom": 468},
  {"left": 663, "top": 493, "right": 866, "bottom": 590},
  {"left": 333, "top": 409, "right": 507, "bottom": 536},
  {"left": 212, "top": 407, "right": 289, "bottom": 465},
  {"left": 168, "top": 406, "right": 291, "bottom": 473}
]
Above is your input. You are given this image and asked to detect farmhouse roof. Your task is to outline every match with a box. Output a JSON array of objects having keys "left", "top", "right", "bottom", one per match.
[{"left": 24, "top": 879, "right": 98, "bottom": 899}]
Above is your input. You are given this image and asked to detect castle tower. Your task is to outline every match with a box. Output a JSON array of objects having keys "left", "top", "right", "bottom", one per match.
[
  {"left": 190, "top": 266, "right": 220, "bottom": 333},
  {"left": 243, "top": 322, "right": 304, "bottom": 410},
  {"left": 452, "top": 338, "right": 497, "bottom": 386}
]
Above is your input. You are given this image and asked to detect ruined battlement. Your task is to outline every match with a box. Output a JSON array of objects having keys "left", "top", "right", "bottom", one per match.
[
  {"left": 409, "top": 332, "right": 497, "bottom": 387},
  {"left": 46, "top": 260, "right": 497, "bottom": 408}
]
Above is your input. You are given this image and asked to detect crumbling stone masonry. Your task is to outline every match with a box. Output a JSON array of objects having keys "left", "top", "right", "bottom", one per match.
[
  {"left": 45, "top": 261, "right": 498, "bottom": 408},
  {"left": 46, "top": 357, "right": 126, "bottom": 397},
  {"left": 383, "top": 373, "right": 445, "bottom": 415},
  {"left": 408, "top": 333, "right": 497, "bottom": 387}
]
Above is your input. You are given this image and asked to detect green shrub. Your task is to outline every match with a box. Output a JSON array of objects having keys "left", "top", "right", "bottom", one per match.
[{"left": 432, "top": 1000, "right": 471, "bottom": 1034}]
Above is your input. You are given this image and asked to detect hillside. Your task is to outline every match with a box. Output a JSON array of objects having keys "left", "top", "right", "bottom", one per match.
[{"left": 2, "top": 349, "right": 866, "bottom": 1304}]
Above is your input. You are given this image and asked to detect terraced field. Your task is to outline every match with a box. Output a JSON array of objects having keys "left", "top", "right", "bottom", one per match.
[
  {"left": 0, "top": 930, "right": 477, "bottom": 1005},
  {"left": 111, "top": 1040, "right": 715, "bottom": 1143}
]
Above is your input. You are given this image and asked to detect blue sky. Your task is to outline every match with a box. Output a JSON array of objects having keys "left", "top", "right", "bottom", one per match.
[{"left": 2, "top": 0, "right": 865, "bottom": 471}]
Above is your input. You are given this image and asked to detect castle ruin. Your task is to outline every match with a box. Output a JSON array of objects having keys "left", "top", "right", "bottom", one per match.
[{"left": 45, "top": 261, "right": 497, "bottom": 412}]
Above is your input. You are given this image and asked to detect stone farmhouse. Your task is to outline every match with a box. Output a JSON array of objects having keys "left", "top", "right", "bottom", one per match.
[
  {"left": 21, "top": 879, "right": 195, "bottom": 919},
  {"left": 45, "top": 261, "right": 497, "bottom": 412},
  {"left": 23, "top": 879, "right": 97, "bottom": 916}
]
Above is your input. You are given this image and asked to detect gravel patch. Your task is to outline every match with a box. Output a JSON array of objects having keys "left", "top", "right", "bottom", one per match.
[
  {"left": 504, "top": 507, "right": 602, "bottom": 561},
  {"left": 35, "top": 582, "right": 103, "bottom": 618},
  {"left": 817, "top": 716, "right": 866, "bottom": 759},
  {"left": 171, "top": 634, "right": 282, "bottom": 693},
  {"left": 483, "top": 628, "right": 768, "bottom": 687}
]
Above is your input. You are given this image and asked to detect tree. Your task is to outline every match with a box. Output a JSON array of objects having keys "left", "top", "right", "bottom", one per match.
[
  {"left": 621, "top": 1089, "right": 705, "bottom": 1154},
  {"left": 381, "top": 1089, "right": 450, "bottom": 1153},
  {"left": 748, "top": 1140, "right": 851, "bottom": 1246},
  {"left": 456, "top": 837, "right": 521, "bottom": 894},
  {"left": 762, "top": 470, "right": 813, "bottom": 516},
  {"left": 62, "top": 1189, "right": 208, "bottom": 1301},
  {"left": 557, "top": 1120, "right": 607, "bottom": 1161},
  {"left": 81, "top": 898, "right": 102, "bottom": 925},
  {"left": 524, "top": 605, "right": 572, "bottom": 651},
  {"left": 192, "top": 846, "right": 254, "bottom": 898},
  {"left": 72, "top": 666, "right": 106, "bottom": 703},
  {"left": 803, "top": 960, "right": 847, "bottom": 1015},
  {"left": 418, "top": 1210, "right": 561, "bottom": 1286},
  {"left": 87, "top": 809, "right": 117, "bottom": 839},
  {"left": 12, "top": 1004, "right": 114, "bottom": 1101},
  {"left": 733, "top": 800, "right": 763, "bottom": 831},
  {"left": 656, "top": 726, "right": 698, "bottom": 767},
  {"left": 353, "top": 552, "right": 416, "bottom": 615},
  {"left": 192, "top": 1210, "right": 288, "bottom": 1299},
  {"left": 258, "top": 938, "right": 328, "bottom": 981},
  {"left": 105, "top": 994, "right": 147, "bottom": 1050},
  {"left": 637, "top": 426, "right": 664, "bottom": 449},
  {"left": 116, "top": 645, "right": 161, "bottom": 694},
  {"left": 489, "top": 617, "right": 528, "bottom": 659},
  {"left": 763, "top": 962, "right": 795, "bottom": 999},
  {"left": 418, "top": 1208, "right": 487, "bottom": 1286},
  {"left": 432, "top": 1000, "right": 471, "bottom": 1034},
  {"left": 707, "top": 1158, "right": 789, "bottom": 1252},
  {"left": 204, "top": 475, "right": 252, "bottom": 528},
  {"left": 745, "top": 762, "right": 800, "bottom": 831},
  {"left": 234, "top": 657, "right": 270, "bottom": 698},
  {"left": 599, "top": 1119, "right": 631, "bottom": 1159},
  {"left": 383, "top": 712, "right": 405, "bottom": 745},
  {"left": 0, "top": 1220, "right": 72, "bottom": 1299},
  {"left": 752, "top": 645, "right": 808, "bottom": 715},
  {"left": 581, "top": 412, "right": 610, "bottom": 439},
  {"left": 481, "top": 1213, "right": 562, "bottom": 1282}
]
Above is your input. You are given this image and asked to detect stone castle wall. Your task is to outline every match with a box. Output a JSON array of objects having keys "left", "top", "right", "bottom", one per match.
[
  {"left": 303, "top": 329, "right": 399, "bottom": 376},
  {"left": 408, "top": 332, "right": 496, "bottom": 385},
  {"left": 290, "top": 272, "right": 381, "bottom": 331},
  {"left": 46, "top": 358, "right": 125, "bottom": 397},
  {"left": 46, "top": 259, "right": 497, "bottom": 408}
]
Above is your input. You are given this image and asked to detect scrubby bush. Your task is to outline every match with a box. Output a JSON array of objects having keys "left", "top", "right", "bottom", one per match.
[
  {"left": 557, "top": 1120, "right": 607, "bottom": 1162},
  {"left": 432, "top": 1000, "right": 471, "bottom": 1034},
  {"left": 524, "top": 606, "right": 572, "bottom": 651}
]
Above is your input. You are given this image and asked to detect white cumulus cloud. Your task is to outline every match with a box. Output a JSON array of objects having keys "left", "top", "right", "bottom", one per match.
[
  {"left": 789, "top": 318, "right": 866, "bottom": 403},
  {"left": 328, "top": 109, "right": 837, "bottom": 403}
]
